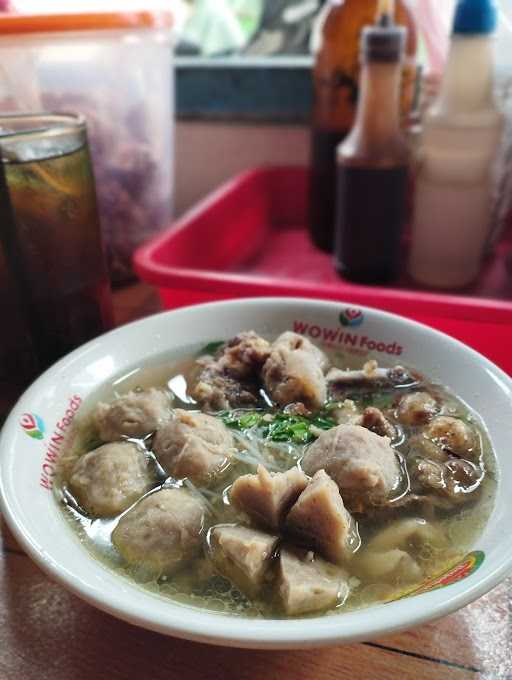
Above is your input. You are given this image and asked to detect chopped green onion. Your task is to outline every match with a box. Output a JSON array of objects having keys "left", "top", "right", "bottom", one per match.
[
  {"left": 219, "top": 409, "right": 336, "bottom": 444},
  {"left": 198, "top": 340, "right": 225, "bottom": 356},
  {"left": 239, "top": 413, "right": 264, "bottom": 429}
]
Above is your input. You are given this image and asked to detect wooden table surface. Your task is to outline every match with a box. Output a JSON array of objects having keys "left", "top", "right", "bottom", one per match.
[{"left": 1, "top": 283, "right": 511, "bottom": 680}]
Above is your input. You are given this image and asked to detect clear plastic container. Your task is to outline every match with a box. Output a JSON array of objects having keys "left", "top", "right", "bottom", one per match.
[{"left": 0, "top": 11, "right": 174, "bottom": 282}]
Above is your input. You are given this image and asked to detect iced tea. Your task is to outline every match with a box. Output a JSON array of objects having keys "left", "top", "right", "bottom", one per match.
[{"left": 0, "top": 114, "right": 113, "bottom": 420}]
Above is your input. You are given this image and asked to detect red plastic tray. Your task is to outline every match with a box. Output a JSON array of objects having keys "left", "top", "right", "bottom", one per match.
[{"left": 134, "top": 166, "right": 512, "bottom": 375}]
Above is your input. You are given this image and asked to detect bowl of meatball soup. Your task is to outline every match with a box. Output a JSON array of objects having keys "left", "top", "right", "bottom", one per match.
[{"left": 1, "top": 297, "right": 511, "bottom": 648}]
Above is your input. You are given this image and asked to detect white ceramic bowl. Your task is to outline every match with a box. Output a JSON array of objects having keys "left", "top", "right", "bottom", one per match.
[{"left": 1, "top": 297, "right": 511, "bottom": 649}]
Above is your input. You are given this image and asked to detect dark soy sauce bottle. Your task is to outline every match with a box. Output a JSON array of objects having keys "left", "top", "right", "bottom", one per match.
[
  {"left": 334, "top": 0, "right": 409, "bottom": 284},
  {"left": 308, "top": 0, "right": 416, "bottom": 254}
]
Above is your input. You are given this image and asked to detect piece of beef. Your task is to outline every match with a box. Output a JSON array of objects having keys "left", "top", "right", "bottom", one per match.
[
  {"left": 423, "top": 416, "right": 478, "bottom": 459},
  {"left": 353, "top": 517, "right": 447, "bottom": 585},
  {"left": 354, "top": 548, "right": 423, "bottom": 584},
  {"left": 208, "top": 525, "right": 279, "bottom": 597},
  {"left": 397, "top": 392, "right": 438, "bottom": 426},
  {"left": 285, "top": 470, "right": 358, "bottom": 564},
  {"left": 411, "top": 457, "right": 484, "bottom": 506},
  {"left": 278, "top": 547, "right": 349, "bottom": 616},
  {"left": 193, "top": 331, "right": 271, "bottom": 410},
  {"left": 220, "top": 331, "right": 272, "bottom": 379},
  {"left": 193, "top": 362, "right": 261, "bottom": 411},
  {"left": 327, "top": 362, "right": 413, "bottom": 390},
  {"left": 359, "top": 407, "right": 396, "bottom": 439}
]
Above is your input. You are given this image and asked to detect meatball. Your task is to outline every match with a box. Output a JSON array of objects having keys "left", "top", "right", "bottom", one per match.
[
  {"left": 285, "top": 470, "right": 358, "bottom": 565},
  {"left": 68, "top": 442, "right": 153, "bottom": 517},
  {"left": 95, "top": 388, "right": 171, "bottom": 442},
  {"left": 278, "top": 548, "right": 349, "bottom": 616},
  {"left": 301, "top": 425, "right": 401, "bottom": 510},
  {"left": 423, "top": 416, "right": 478, "bottom": 458},
  {"left": 153, "top": 409, "right": 234, "bottom": 484},
  {"left": 262, "top": 332, "right": 328, "bottom": 410},
  {"left": 112, "top": 488, "right": 205, "bottom": 576},
  {"left": 230, "top": 465, "right": 308, "bottom": 532},
  {"left": 397, "top": 392, "right": 437, "bottom": 426},
  {"left": 208, "top": 525, "right": 279, "bottom": 598},
  {"left": 272, "top": 332, "right": 329, "bottom": 372}
]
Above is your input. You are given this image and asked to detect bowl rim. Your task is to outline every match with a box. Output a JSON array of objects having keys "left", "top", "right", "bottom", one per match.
[{"left": 1, "top": 296, "right": 512, "bottom": 649}]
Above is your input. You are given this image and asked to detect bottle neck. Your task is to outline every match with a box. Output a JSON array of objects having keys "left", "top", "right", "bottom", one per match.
[
  {"left": 435, "top": 35, "right": 496, "bottom": 115},
  {"left": 353, "top": 59, "right": 403, "bottom": 143}
]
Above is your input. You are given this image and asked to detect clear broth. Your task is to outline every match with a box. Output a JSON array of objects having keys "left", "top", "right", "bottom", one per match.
[{"left": 55, "top": 342, "right": 497, "bottom": 619}]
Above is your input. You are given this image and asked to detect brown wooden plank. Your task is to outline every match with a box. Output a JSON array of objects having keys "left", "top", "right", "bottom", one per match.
[
  {"left": 0, "top": 552, "right": 477, "bottom": 680},
  {"left": 377, "top": 577, "right": 511, "bottom": 676}
]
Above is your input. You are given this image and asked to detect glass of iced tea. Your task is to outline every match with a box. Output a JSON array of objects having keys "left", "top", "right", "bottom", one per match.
[{"left": 0, "top": 113, "right": 113, "bottom": 420}]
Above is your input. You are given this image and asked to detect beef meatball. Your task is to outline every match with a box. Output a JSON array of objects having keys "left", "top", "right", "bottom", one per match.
[
  {"left": 230, "top": 465, "right": 308, "bottom": 531},
  {"left": 95, "top": 388, "right": 171, "bottom": 442},
  {"left": 285, "top": 470, "right": 358, "bottom": 564},
  {"left": 208, "top": 525, "right": 279, "bottom": 598},
  {"left": 68, "top": 441, "right": 153, "bottom": 517},
  {"left": 262, "top": 332, "right": 328, "bottom": 410},
  {"left": 112, "top": 488, "right": 205, "bottom": 576},
  {"left": 153, "top": 410, "right": 234, "bottom": 484},
  {"left": 272, "top": 332, "right": 329, "bottom": 372},
  {"left": 301, "top": 425, "right": 401, "bottom": 511},
  {"left": 278, "top": 548, "right": 349, "bottom": 616}
]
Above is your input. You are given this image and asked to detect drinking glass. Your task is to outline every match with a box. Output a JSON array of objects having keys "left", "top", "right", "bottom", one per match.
[{"left": 0, "top": 113, "right": 113, "bottom": 420}]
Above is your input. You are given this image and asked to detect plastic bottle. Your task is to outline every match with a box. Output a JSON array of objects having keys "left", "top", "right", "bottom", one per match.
[
  {"left": 308, "top": 0, "right": 417, "bottom": 253},
  {"left": 334, "top": 0, "right": 409, "bottom": 284},
  {"left": 489, "top": 0, "right": 512, "bottom": 247},
  {"left": 409, "top": 0, "right": 504, "bottom": 289}
]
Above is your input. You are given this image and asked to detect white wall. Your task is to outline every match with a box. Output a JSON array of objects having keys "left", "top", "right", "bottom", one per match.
[{"left": 175, "top": 120, "right": 309, "bottom": 216}]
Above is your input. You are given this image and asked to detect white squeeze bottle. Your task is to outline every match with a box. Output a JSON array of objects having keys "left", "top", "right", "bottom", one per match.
[{"left": 409, "top": 0, "right": 504, "bottom": 288}]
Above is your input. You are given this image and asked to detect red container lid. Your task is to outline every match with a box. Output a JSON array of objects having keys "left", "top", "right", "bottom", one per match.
[{"left": 0, "top": 11, "right": 173, "bottom": 35}]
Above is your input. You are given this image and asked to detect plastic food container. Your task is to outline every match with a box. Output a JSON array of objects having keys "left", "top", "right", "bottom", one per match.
[{"left": 0, "top": 11, "right": 174, "bottom": 282}]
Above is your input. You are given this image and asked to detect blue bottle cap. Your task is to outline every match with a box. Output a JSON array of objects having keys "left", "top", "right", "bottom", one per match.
[{"left": 453, "top": 0, "right": 498, "bottom": 35}]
